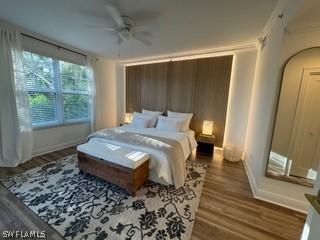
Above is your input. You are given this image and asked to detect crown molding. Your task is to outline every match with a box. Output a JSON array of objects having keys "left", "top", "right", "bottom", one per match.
[
  {"left": 118, "top": 42, "right": 258, "bottom": 66},
  {"left": 262, "top": 0, "right": 289, "bottom": 36}
]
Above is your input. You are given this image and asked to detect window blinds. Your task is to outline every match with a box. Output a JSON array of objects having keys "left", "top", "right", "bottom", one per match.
[{"left": 21, "top": 51, "right": 89, "bottom": 127}]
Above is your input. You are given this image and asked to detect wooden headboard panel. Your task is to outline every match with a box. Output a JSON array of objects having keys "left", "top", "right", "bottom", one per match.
[{"left": 126, "top": 55, "right": 233, "bottom": 147}]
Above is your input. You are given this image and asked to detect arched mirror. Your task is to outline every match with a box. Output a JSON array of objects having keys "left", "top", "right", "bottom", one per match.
[{"left": 266, "top": 47, "right": 320, "bottom": 187}]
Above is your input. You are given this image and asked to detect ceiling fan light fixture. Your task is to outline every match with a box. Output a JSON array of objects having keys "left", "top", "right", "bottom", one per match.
[
  {"left": 119, "top": 29, "right": 131, "bottom": 40},
  {"left": 121, "top": 15, "right": 135, "bottom": 28},
  {"left": 95, "top": 4, "right": 153, "bottom": 46}
]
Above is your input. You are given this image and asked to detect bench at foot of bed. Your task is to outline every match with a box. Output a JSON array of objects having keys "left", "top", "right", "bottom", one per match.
[{"left": 77, "top": 142, "right": 149, "bottom": 196}]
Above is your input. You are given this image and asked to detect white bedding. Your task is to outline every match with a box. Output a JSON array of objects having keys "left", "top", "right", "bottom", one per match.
[{"left": 88, "top": 125, "right": 197, "bottom": 185}]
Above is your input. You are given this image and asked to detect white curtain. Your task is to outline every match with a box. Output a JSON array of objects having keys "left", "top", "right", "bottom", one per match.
[
  {"left": 87, "top": 56, "right": 98, "bottom": 133},
  {"left": 0, "top": 24, "right": 33, "bottom": 167}
]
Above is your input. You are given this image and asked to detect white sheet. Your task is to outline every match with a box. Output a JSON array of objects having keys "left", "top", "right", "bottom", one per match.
[
  {"left": 88, "top": 126, "right": 197, "bottom": 185},
  {"left": 185, "top": 129, "right": 198, "bottom": 151}
]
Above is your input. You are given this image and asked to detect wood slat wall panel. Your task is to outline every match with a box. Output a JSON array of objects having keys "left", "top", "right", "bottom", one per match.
[
  {"left": 126, "top": 55, "right": 233, "bottom": 147},
  {"left": 167, "top": 60, "right": 197, "bottom": 113},
  {"left": 140, "top": 62, "right": 169, "bottom": 112},
  {"left": 126, "top": 65, "right": 143, "bottom": 112},
  {"left": 192, "top": 56, "right": 233, "bottom": 147}
]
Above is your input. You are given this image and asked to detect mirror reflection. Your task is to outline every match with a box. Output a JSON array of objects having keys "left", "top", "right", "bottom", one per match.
[{"left": 266, "top": 48, "right": 320, "bottom": 186}]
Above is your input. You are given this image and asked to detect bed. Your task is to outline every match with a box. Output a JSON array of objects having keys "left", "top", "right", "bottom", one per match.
[{"left": 85, "top": 125, "right": 197, "bottom": 188}]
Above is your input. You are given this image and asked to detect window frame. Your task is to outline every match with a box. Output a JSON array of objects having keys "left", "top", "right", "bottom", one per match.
[{"left": 22, "top": 51, "right": 90, "bottom": 129}]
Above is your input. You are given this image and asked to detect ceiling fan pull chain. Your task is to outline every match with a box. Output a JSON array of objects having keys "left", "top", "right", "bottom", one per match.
[
  {"left": 118, "top": 41, "right": 120, "bottom": 58},
  {"left": 131, "top": 38, "right": 135, "bottom": 58}
]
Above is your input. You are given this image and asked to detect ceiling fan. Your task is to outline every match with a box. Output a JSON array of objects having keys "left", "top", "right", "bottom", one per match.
[{"left": 88, "top": 3, "right": 153, "bottom": 46}]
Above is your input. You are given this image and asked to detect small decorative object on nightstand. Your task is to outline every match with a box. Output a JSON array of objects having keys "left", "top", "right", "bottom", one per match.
[{"left": 196, "top": 133, "right": 215, "bottom": 156}]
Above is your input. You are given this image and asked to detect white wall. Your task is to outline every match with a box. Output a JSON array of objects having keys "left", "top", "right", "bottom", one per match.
[
  {"left": 95, "top": 58, "right": 117, "bottom": 129},
  {"left": 224, "top": 50, "right": 257, "bottom": 151},
  {"left": 243, "top": 0, "right": 312, "bottom": 212},
  {"left": 33, "top": 123, "right": 90, "bottom": 156}
]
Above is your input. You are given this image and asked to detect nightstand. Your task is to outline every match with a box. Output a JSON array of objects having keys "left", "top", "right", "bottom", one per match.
[{"left": 196, "top": 133, "right": 215, "bottom": 156}]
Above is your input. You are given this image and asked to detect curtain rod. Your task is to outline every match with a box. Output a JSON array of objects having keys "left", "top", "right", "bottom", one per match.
[{"left": 21, "top": 33, "right": 87, "bottom": 58}]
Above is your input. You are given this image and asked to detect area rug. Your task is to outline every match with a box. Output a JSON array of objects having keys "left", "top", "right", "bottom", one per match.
[{"left": 1, "top": 154, "right": 206, "bottom": 240}]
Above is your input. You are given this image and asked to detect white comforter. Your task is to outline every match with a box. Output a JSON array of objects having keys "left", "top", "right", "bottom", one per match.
[{"left": 88, "top": 125, "right": 197, "bottom": 185}]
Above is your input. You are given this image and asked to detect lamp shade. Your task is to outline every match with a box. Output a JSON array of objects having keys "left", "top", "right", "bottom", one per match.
[
  {"left": 202, "top": 120, "right": 213, "bottom": 135},
  {"left": 125, "top": 113, "right": 133, "bottom": 123}
]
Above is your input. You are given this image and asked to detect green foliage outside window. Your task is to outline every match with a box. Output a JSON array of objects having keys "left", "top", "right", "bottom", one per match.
[
  {"left": 60, "top": 61, "right": 88, "bottom": 91},
  {"left": 63, "top": 94, "right": 89, "bottom": 120},
  {"left": 29, "top": 93, "right": 50, "bottom": 106},
  {"left": 22, "top": 51, "right": 90, "bottom": 126}
]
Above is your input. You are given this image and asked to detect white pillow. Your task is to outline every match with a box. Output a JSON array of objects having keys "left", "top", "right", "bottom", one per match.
[
  {"left": 142, "top": 109, "right": 162, "bottom": 115},
  {"left": 156, "top": 116, "right": 184, "bottom": 132},
  {"left": 142, "top": 109, "right": 163, "bottom": 127},
  {"left": 133, "top": 112, "right": 151, "bottom": 119},
  {"left": 130, "top": 112, "right": 152, "bottom": 128},
  {"left": 167, "top": 111, "right": 193, "bottom": 131}
]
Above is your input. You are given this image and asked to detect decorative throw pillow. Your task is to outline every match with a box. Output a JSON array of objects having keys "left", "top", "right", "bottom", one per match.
[
  {"left": 142, "top": 109, "right": 163, "bottom": 127},
  {"left": 167, "top": 111, "right": 193, "bottom": 131},
  {"left": 156, "top": 116, "right": 184, "bottom": 132},
  {"left": 130, "top": 112, "right": 152, "bottom": 128}
]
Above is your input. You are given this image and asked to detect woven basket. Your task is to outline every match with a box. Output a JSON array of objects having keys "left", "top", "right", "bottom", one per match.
[{"left": 223, "top": 145, "right": 242, "bottom": 162}]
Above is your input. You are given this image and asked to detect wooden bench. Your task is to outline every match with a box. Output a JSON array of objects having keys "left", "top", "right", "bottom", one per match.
[{"left": 77, "top": 142, "right": 149, "bottom": 196}]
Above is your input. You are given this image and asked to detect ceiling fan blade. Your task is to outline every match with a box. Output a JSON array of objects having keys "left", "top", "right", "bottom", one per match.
[
  {"left": 134, "top": 23, "right": 156, "bottom": 33},
  {"left": 134, "top": 30, "right": 153, "bottom": 38},
  {"left": 133, "top": 32, "right": 152, "bottom": 46},
  {"left": 105, "top": 4, "right": 124, "bottom": 28},
  {"left": 86, "top": 24, "right": 117, "bottom": 32}
]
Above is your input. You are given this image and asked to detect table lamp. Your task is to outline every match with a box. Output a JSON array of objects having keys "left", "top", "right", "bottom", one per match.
[
  {"left": 202, "top": 120, "right": 213, "bottom": 135},
  {"left": 125, "top": 113, "right": 133, "bottom": 123}
]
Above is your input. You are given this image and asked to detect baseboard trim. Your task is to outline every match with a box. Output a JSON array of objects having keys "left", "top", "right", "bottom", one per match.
[
  {"left": 243, "top": 158, "right": 308, "bottom": 214},
  {"left": 242, "top": 158, "right": 258, "bottom": 196},
  {"left": 254, "top": 188, "right": 308, "bottom": 214},
  {"left": 32, "top": 138, "right": 85, "bottom": 157}
]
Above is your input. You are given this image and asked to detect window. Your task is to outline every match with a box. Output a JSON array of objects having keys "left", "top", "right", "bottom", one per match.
[
  {"left": 59, "top": 60, "right": 89, "bottom": 121},
  {"left": 22, "top": 51, "right": 90, "bottom": 127}
]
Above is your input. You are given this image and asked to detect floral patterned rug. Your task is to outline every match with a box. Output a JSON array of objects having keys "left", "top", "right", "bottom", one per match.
[{"left": 1, "top": 154, "right": 206, "bottom": 240}]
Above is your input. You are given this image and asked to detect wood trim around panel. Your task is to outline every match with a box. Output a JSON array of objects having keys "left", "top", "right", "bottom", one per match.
[{"left": 125, "top": 55, "right": 233, "bottom": 147}]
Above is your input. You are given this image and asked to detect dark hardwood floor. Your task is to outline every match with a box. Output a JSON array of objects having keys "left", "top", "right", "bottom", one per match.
[{"left": 0, "top": 147, "right": 306, "bottom": 240}]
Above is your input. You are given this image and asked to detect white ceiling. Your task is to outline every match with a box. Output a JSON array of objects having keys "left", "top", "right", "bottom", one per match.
[
  {"left": 0, "top": 0, "right": 278, "bottom": 60},
  {"left": 288, "top": 0, "right": 320, "bottom": 31}
]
